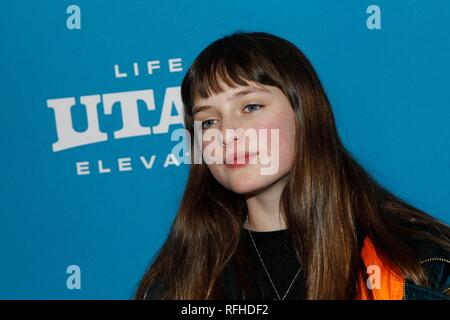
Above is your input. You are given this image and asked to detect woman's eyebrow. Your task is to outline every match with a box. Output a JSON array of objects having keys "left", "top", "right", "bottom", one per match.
[
  {"left": 193, "top": 87, "right": 270, "bottom": 115},
  {"left": 227, "top": 87, "right": 270, "bottom": 100},
  {"left": 192, "top": 105, "right": 214, "bottom": 115}
]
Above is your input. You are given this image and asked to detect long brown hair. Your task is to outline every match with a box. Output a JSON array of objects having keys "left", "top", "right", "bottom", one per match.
[{"left": 135, "top": 31, "right": 450, "bottom": 299}]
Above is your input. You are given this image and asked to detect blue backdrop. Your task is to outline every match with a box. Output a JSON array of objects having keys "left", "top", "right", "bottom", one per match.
[{"left": 0, "top": 0, "right": 449, "bottom": 299}]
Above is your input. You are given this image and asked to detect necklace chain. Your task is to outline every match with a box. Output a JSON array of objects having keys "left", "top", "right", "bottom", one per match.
[{"left": 245, "top": 215, "right": 302, "bottom": 300}]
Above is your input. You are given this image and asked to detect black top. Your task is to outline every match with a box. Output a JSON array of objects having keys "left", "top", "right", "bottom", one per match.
[
  {"left": 219, "top": 224, "right": 366, "bottom": 300},
  {"left": 236, "top": 227, "right": 305, "bottom": 300}
]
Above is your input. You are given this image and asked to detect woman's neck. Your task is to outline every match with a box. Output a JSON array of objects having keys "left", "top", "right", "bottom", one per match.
[
  {"left": 243, "top": 174, "right": 289, "bottom": 232},
  {"left": 243, "top": 215, "right": 287, "bottom": 232}
]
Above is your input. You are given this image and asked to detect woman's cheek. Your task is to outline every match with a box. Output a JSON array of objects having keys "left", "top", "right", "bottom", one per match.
[
  {"left": 255, "top": 120, "right": 283, "bottom": 158},
  {"left": 257, "top": 116, "right": 295, "bottom": 172}
]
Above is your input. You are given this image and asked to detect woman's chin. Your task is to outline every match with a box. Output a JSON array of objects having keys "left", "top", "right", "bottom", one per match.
[
  {"left": 226, "top": 177, "right": 275, "bottom": 196},
  {"left": 209, "top": 164, "right": 281, "bottom": 195}
]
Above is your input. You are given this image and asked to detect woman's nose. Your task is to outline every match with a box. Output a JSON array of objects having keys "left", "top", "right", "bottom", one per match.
[{"left": 221, "top": 126, "right": 244, "bottom": 147}]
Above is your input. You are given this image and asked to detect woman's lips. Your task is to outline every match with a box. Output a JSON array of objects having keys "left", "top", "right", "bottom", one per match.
[{"left": 224, "top": 152, "right": 257, "bottom": 168}]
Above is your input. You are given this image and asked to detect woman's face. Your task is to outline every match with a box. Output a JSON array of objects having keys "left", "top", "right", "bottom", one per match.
[{"left": 192, "top": 80, "right": 296, "bottom": 195}]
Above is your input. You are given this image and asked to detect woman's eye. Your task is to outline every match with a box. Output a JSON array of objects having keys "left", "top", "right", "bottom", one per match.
[
  {"left": 201, "top": 119, "right": 218, "bottom": 129},
  {"left": 243, "top": 104, "right": 263, "bottom": 113}
]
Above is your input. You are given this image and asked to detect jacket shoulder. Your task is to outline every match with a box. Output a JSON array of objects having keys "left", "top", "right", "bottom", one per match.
[
  {"left": 407, "top": 238, "right": 450, "bottom": 299},
  {"left": 416, "top": 256, "right": 450, "bottom": 299}
]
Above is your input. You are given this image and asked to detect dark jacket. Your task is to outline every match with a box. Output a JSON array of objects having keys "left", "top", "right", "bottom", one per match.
[{"left": 403, "top": 245, "right": 450, "bottom": 299}]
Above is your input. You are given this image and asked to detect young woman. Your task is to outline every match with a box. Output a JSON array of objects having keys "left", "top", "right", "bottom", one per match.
[{"left": 135, "top": 31, "right": 450, "bottom": 300}]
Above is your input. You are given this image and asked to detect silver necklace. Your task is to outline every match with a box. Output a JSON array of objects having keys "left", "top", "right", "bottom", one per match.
[{"left": 245, "top": 216, "right": 302, "bottom": 300}]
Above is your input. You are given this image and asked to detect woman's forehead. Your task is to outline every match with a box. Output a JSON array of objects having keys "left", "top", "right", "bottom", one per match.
[{"left": 193, "top": 80, "right": 270, "bottom": 105}]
